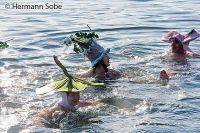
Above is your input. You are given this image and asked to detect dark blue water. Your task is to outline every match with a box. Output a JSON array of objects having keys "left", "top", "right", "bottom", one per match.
[{"left": 0, "top": 0, "right": 200, "bottom": 132}]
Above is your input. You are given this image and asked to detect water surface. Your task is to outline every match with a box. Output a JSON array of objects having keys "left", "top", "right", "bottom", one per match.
[{"left": 0, "top": 0, "right": 200, "bottom": 132}]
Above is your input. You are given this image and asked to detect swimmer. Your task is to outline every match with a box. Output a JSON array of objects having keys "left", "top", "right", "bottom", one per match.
[
  {"left": 161, "top": 29, "right": 200, "bottom": 58},
  {"left": 79, "top": 39, "right": 121, "bottom": 81},
  {"left": 160, "top": 70, "right": 169, "bottom": 80},
  {"left": 33, "top": 56, "right": 103, "bottom": 127},
  {"left": 32, "top": 92, "right": 100, "bottom": 127}
]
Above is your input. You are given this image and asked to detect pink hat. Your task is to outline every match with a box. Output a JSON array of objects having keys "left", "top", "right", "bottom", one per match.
[
  {"left": 161, "top": 31, "right": 184, "bottom": 43},
  {"left": 183, "top": 29, "right": 200, "bottom": 44},
  {"left": 161, "top": 29, "right": 200, "bottom": 47}
]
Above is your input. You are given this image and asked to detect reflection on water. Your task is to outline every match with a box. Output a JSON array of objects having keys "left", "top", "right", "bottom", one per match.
[{"left": 1, "top": 0, "right": 200, "bottom": 132}]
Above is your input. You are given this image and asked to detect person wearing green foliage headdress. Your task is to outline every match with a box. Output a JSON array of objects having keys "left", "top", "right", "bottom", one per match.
[
  {"left": 33, "top": 56, "right": 103, "bottom": 127},
  {"left": 63, "top": 31, "right": 121, "bottom": 81},
  {"left": 79, "top": 39, "right": 121, "bottom": 81},
  {"left": 33, "top": 56, "right": 144, "bottom": 128},
  {"left": 32, "top": 91, "right": 101, "bottom": 127}
]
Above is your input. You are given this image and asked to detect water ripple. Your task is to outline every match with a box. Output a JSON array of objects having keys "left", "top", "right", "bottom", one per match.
[{"left": 1, "top": 0, "right": 200, "bottom": 132}]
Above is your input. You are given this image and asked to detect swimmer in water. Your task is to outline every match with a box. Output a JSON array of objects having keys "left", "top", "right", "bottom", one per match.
[
  {"left": 79, "top": 39, "right": 121, "bottom": 81},
  {"left": 160, "top": 70, "right": 169, "bottom": 80},
  {"left": 32, "top": 56, "right": 103, "bottom": 127},
  {"left": 32, "top": 91, "right": 100, "bottom": 127},
  {"left": 161, "top": 29, "right": 200, "bottom": 58},
  {"left": 160, "top": 29, "right": 200, "bottom": 81}
]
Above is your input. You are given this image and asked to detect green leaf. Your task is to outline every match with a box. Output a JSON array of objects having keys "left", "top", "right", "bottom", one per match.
[
  {"left": 36, "top": 56, "right": 104, "bottom": 95},
  {"left": 53, "top": 78, "right": 69, "bottom": 90},
  {"left": 67, "top": 78, "right": 73, "bottom": 91},
  {"left": 74, "top": 78, "right": 104, "bottom": 86},
  {"left": 75, "top": 32, "right": 80, "bottom": 37},
  {"left": 75, "top": 32, "right": 99, "bottom": 39},
  {"left": 53, "top": 78, "right": 87, "bottom": 92},
  {"left": 0, "top": 41, "right": 9, "bottom": 49},
  {"left": 95, "top": 34, "right": 99, "bottom": 38},
  {"left": 81, "top": 44, "right": 88, "bottom": 49},
  {"left": 74, "top": 44, "right": 81, "bottom": 53}
]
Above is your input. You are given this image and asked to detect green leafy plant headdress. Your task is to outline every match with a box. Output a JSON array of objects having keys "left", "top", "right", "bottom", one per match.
[
  {"left": 36, "top": 56, "right": 104, "bottom": 95},
  {"left": 63, "top": 26, "right": 99, "bottom": 54}
]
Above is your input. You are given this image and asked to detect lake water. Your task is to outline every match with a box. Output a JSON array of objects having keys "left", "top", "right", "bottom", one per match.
[{"left": 0, "top": 0, "right": 200, "bottom": 132}]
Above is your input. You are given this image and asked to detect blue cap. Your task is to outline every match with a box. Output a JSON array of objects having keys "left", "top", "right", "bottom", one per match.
[{"left": 85, "top": 39, "right": 110, "bottom": 67}]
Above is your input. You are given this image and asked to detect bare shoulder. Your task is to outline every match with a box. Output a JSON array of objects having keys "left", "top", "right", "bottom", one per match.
[
  {"left": 32, "top": 104, "right": 65, "bottom": 126},
  {"left": 108, "top": 69, "right": 121, "bottom": 79},
  {"left": 34, "top": 104, "right": 62, "bottom": 119}
]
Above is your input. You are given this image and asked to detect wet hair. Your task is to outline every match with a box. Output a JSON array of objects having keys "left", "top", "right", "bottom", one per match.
[
  {"left": 93, "top": 59, "right": 110, "bottom": 82},
  {"left": 93, "top": 59, "right": 108, "bottom": 72},
  {"left": 171, "top": 38, "right": 185, "bottom": 54}
]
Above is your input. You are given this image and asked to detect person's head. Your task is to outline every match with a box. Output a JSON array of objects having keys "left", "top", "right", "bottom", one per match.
[
  {"left": 160, "top": 70, "right": 169, "bottom": 80},
  {"left": 66, "top": 92, "right": 80, "bottom": 106},
  {"left": 92, "top": 54, "right": 110, "bottom": 80},
  {"left": 171, "top": 38, "right": 185, "bottom": 54},
  {"left": 162, "top": 29, "right": 200, "bottom": 54},
  {"left": 85, "top": 39, "right": 110, "bottom": 67},
  {"left": 102, "top": 54, "right": 110, "bottom": 67},
  {"left": 93, "top": 54, "right": 110, "bottom": 71}
]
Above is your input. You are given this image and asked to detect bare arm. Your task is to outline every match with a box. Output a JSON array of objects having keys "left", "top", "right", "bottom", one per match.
[
  {"left": 78, "top": 100, "right": 102, "bottom": 107},
  {"left": 185, "top": 51, "right": 200, "bottom": 58},
  {"left": 108, "top": 69, "right": 121, "bottom": 79},
  {"left": 79, "top": 69, "right": 94, "bottom": 78},
  {"left": 32, "top": 104, "right": 63, "bottom": 126},
  {"left": 34, "top": 104, "right": 64, "bottom": 119}
]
